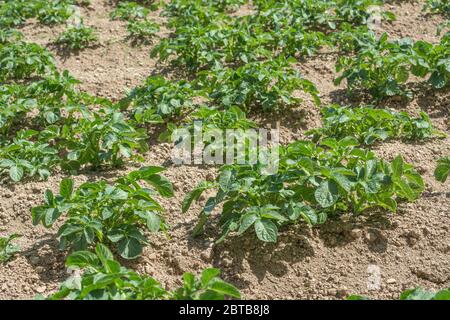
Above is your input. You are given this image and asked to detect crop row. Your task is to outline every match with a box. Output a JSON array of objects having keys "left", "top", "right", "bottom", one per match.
[{"left": 0, "top": 0, "right": 449, "bottom": 300}]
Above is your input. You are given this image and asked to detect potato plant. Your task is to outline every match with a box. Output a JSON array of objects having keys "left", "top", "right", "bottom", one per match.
[
  {"left": 335, "top": 32, "right": 450, "bottom": 99},
  {"left": 0, "top": 84, "right": 37, "bottom": 136},
  {"left": 159, "top": 106, "right": 257, "bottom": 142},
  {"left": 126, "top": 19, "right": 160, "bottom": 44},
  {"left": 184, "top": 138, "right": 424, "bottom": 242},
  {"left": 44, "top": 244, "right": 241, "bottom": 300},
  {"left": 434, "top": 157, "right": 450, "bottom": 182},
  {"left": 31, "top": 167, "right": 174, "bottom": 259},
  {"left": 0, "top": 41, "right": 56, "bottom": 81},
  {"left": 55, "top": 23, "right": 98, "bottom": 50},
  {"left": 59, "top": 110, "right": 148, "bottom": 171},
  {"left": 34, "top": 0, "right": 75, "bottom": 25},
  {"left": 0, "top": 28, "right": 23, "bottom": 44},
  {"left": 0, "top": 130, "right": 59, "bottom": 182},
  {"left": 308, "top": 105, "right": 445, "bottom": 145},
  {"left": 348, "top": 287, "right": 450, "bottom": 300},
  {"left": 423, "top": 0, "right": 450, "bottom": 15},
  {"left": 0, "top": 233, "right": 21, "bottom": 263},
  {"left": 121, "top": 76, "right": 197, "bottom": 122},
  {"left": 0, "top": 0, "right": 75, "bottom": 28},
  {"left": 110, "top": 1, "right": 150, "bottom": 21},
  {"left": 200, "top": 57, "right": 320, "bottom": 111}
]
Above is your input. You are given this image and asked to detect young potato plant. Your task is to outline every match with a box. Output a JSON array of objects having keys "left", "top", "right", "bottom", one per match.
[
  {"left": 336, "top": 32, "right": 450, "bottom": 99},
  {"left": 331, "top": 24, "right": 376, "bottom": 53},
  {"left": 59, "top": 110, "right": 149, "bottom": 171},
  {"left": 151, "top": 13, "right": 233, "bottom": 70},
  {"left": 0, "top": 70, "right": 81, "bottom": 135},
  {"left": 0, "top": 28, "right": 23, "bottom": 44},
  {"left": 335, "top": 33, "right": 414, "bottom": 99},
  {"left": 183, "top": 138, "right": 424, "bottom": 242},
  {"left": 152, "top": 15, "right": 276, "bottom": 71},
  {"left": 0, "top": 0, "right": 74, "bottom": 28},
  {"left": 252, "top": 0, "right": 334, "bottom": 31},
  {"left": 33, "top": 0, "right": 75, "bottom": 25},
  {"left": 44, "top": 243, "right": 241, "bottom": 300},
  {"left": 126, "top": 19, "right": 160, "bottom": 44},
  {"left": 25, "top": 70, "right": 81, "bottom": 110},
  {"left": 409, "top": 33, "right": 450, "bottom": 90},
  {"left": 159, "top": 105, "right": 257, "bottom": 142},
  {"left": 163, "top": 0, "right": 242, "bottom": 27},
  {"left": 253, "top": 0, "right": 393, "bottom": 32},
  {"left": 121, "top": 76, "right": 197, "bottom": 123},
  {"left": 308, "top": 105, "right": 445, "bottom": 145},
  {"left": 55, "top": 23, "right": 98, "bottom": 50},
  {"left": 0, "top": 84, "right": 37, "bottom": 136},
  {"left": 0, "top": 41, "right": 56, "bottom": 81},
  {"left": 0, "top": 130, "right": 59, "bottom": 182},
  {"left": 0, "top": 233, "right": 21, "bottom": 263},
  {"left": 200, "top": 57, "right": 320, "bottom": 111},
  {"left": 423, "top": 0, "right": 450, "bottom": 15},
  {"left": 110, "top": 1, "right": 150, "bottom": 21},
  {"left": 333, "top": 0, "right": 395, "bottom": 26},
  {"left": 348, "top": 287, "right": 450, "bottom": 300},
  {"left": 434, "top": 157, "right": 450, "bottom": 182},
  {"left": 32, "top": 167, "right": 174, "bottom": 259},
  {"left": 0, "top": 0, "right": 33, "bottom": 28}
]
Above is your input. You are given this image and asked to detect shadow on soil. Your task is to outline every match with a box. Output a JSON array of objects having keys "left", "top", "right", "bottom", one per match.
[
  {"left": 182, "top": 211, "right": 396, "bottom": 291},
  {"left": 22, "top": 236, "right": 68, "bottom": 284}
]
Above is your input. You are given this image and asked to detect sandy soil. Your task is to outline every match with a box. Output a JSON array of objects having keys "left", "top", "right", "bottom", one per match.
[{"left": 0, "top": 0, "right": 449, "bottom": 299}]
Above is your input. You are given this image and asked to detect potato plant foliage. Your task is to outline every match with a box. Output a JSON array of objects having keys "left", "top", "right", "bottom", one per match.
[
  {"left": 0, "top": 233, "right": 21, "bottom": 263},
  {"left": 348, "top": 287, "right": 450, "bottom": 300},
  {"left": 335, "top": 32, "right": 450, "bottom": 99},
  {"left": 0, "top": 0, "right": 75, "bottom": 28},
  {"left": 308, "top": 105, "right": 445, "bottom": 145},
  {"left": 434, "top": 157, "right": 450, "bottom": 183},
  {"left": 0, "top": 41, "right": 56, "bottom": 81},
  {"left": 1, "top": 0, "right": 447, "bottom": 300},
  {"left": 55, "top": 23, "right": 98, "bottom": 50},
  {"left": 31, "top": 167, "right": 174, "bottom": 259},
  {"left": 0, "top": 72, "right": 149, "bottom": 181},
  {"left": 184, "top": 138, "right": 424, "bottom": 242},
  {"left": 45, "top": 244, "right": 241, "bottom": 300}
]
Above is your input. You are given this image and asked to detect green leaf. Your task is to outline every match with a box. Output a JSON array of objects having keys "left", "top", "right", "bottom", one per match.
[
  {"left": 200, "top": 268, "right": 221, "bottom": 287},
  {"left": 144, "top": 174, "right": 174, "bottom": 197},
  {"left": 331, "top": 172, "right": 353, "bottom": 193},
  {"left": 95, "top": 244, "right": 114, "bottom": 264},
  {"left": 44, "top": 190, "right": 54, "bottom": 205},
  {"left": 391, "top": 155, "right": 404, "bottom": 178},
  {"left": 59, "top": 178, "right": 74, "bottom": 199},
  {"left": 429, "top": 71, "right": 446, "bottom": 89},
  {"left": 117, "top": 237, "right": 143, "bottom": 259},
  {"left": 434, "top": 157, "right": 450, "bottom": 183},
  {"left": 237, "top": 213, "right": 259, "bottom": 235},
  {"left": 31, "top": 207, "right": 46, "bottom": 226},
  {"left": 145, "top": 212, "right": 161, "bottom": 233},
  {"left": 66, "top": 251, "right": 99, "bottom": 268},
  {"left": 182, "top": 182, "right": 211, "bottom": 213},
  {"left": 434, "top": 289, "right": 450, "bottom": 300},
  {"left": 44, "top": 208, "right": 62, "bottom": 227},
  {"left": 209, "top": 280, "right": 241, "bottom": 298},
  {"left": 254, "top": 219, "right": 277, "bottom": 243},
  {"left": 218, "top": 170, "right": 233, "bottom": 191},
  {"left": 315, "top": 180, "right": 339, "bottom": 208},
  {"left": 9, "top": 165, "right": 23, "bottom": 182},
  {"left": 347, "top": 295, "right": 370, "bottom": 300}
]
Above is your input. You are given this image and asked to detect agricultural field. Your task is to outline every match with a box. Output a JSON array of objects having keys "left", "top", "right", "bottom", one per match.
[{"left": 0, "top": 0, "right": 449, "bottom": 301}]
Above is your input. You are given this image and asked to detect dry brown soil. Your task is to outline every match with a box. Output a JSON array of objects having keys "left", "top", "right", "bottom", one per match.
[{"left": 0, "top": 0, "right": 449, "bottom": 300}]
